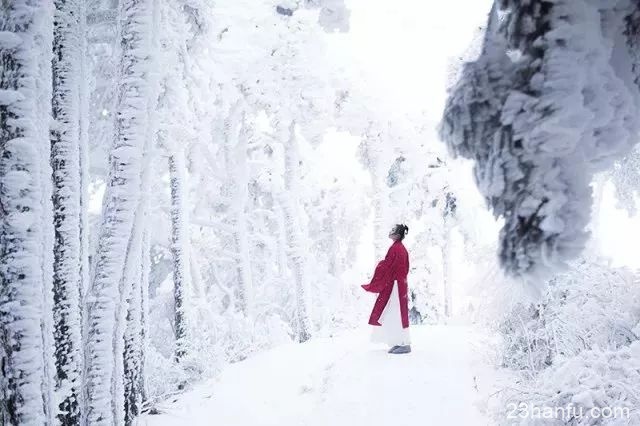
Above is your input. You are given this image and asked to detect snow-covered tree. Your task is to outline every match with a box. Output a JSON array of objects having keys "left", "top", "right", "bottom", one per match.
[
  {"left": 219, "top": 106, "right": 255, "bottom": 319},
  {"left": 219, "top": 2, "right": 341, "bottom": 342},
  {"left": 357, "top": 125, "right": 394, "bottom": 261},
  {"left": 83, "top": 0, "right": 156, "bottom": 422},
  {"left": 51, "top": 0, "right": 89, "bottom": 423},
  {"left": 279, "top": 122, "right": 312, "bottom": 342},
  {"left": 153, "top": 0, "right": 209, "bottom": 361},
  {"left": 122, "top": 155, "right": 154, "bottom": 424},
  {"left": 76, "top": 0, "right": 363, "bottom": 408},
  {"left": 441, "top": 0, "right": 640, "bottom": 279},
  {"left": 123, "top": 261, "right": 146, "bottom": 425},
  {"left": 0, "top": 1, "right": 55, "bottom": 424},
  {"left": 168, "top": 151, "right": 191, "bottom": 360}
]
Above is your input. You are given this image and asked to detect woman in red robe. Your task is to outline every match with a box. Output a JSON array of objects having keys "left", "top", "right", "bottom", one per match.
[{"left": 362, "top": 224, "right": 411, "bottom": 354}]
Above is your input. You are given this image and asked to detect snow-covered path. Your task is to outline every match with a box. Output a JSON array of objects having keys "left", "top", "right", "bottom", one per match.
[{"left": 142, "top": 325, "right": 498, "bottom": 426}]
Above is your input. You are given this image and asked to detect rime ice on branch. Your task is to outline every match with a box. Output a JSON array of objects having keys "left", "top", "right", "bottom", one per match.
[
  {"left": 0, "top": 1, "right": 55, "bottom": 425},
  {"left": 83, "top": 0, "right": 154, "bottom": 423},
  {"left": 440, "top": 0, "right": 640, "bottom": 278}
]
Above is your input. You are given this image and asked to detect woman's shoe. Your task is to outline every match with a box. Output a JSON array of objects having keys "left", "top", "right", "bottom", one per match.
[
  {"left": 389, "top": 345, "right": 411, "bottom": 354},
  {"left": 387, "top": 345, "right": 400, "bottom": 353}
]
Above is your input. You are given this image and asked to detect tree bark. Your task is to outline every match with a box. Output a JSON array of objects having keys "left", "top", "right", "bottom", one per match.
[
  {"left": 169, "top": 150, "right": 191, "bottom": 361},
  {"left": 0, "top": 1, "right": 54, "bottom": 424},
  {"left": 223, "top": 111, "right": 254, "bottom": 319},
  {"left": 51, "top": 0, "right": 87, "bottom": 423},
  {"left": 122, "top": 198, "right": 149, "bottom": 425},
  {"left": 442, "top": 228, "right": 452, "bottom": 318},
  {"left": 84, "top": 0, "right": 154, "bottom": 423},
  {"left": 280, "top": 121, "right": 311, "bottom": 343}
]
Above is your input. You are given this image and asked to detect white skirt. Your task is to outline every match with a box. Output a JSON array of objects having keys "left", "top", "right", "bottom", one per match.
[{"left": 371, "top": 281, "right": 411, "bottom": 347}]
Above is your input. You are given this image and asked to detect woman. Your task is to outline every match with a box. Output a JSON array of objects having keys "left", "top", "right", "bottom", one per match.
[{"left": 362, "top": 224, "right": 411, "bottom": 354}]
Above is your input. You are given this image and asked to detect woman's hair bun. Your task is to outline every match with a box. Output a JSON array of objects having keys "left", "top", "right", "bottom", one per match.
[{"left": 393, "top": 224, "right": 408, "bottom": 236}]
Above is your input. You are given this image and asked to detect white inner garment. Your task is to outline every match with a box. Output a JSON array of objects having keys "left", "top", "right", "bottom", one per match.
[{"left": 371, "top": 281, "right": 411, "bottom": 347}]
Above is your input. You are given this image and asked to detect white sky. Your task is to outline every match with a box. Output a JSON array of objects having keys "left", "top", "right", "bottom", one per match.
[
  {"left": 333, "top": 0, "right": 492, "bottom": 118},
  {"left": 596, "top": 183, "right": 640, "bottom": 268}
]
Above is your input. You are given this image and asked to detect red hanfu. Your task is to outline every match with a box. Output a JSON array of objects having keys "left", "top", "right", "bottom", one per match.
[{"left": 362, "top": 240, "right": 410, "bottom": 330}]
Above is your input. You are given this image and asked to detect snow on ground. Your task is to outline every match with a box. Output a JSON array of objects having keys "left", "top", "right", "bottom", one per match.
[{"left": 141, "top": 325, "right": 499, "bottom": 426}]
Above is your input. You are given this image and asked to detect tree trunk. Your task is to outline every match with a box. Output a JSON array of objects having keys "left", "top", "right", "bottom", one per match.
[
  {"left": 120, "top": 121, "right": 154, "bottom": 425},
  {"left": 223, "top": 112, "right": 254, "bottom": 319},
  {"left": 139, "top": 227, "right": 150, "bottom": 403},
  {"left": 442, "top": 227, "right": 452, "bottom": 318},
  {"left": 0, "top": 2, "right": 54, "bottom": 424},
  {"left": 79, "top": 0, "right": 91, "bottom": 311},
  {"left": 123, "top": 264, "right": 144, "bottom": 426},
  {"left": 442, "top": 193, "right": 456, "bottom": 319},
  {"left": 280, "top": 121, "right": 311, "bottom": 343},
  {"left": 122, "top": 202, "right": 149, "bottom": 425},
  {"left": 325, "top": 210, "right": 339, "bottom": 276},
  {"left": 84, "top": 0, "right": 154, "bottom": 423},
  {"left": 362, "top": 131, "right": 390, "bottom": 262},
  {"left": 37, "top": 3, "right": 57, "bottom": 423},
  {"left": 169, "top": 150, "right": 191, "bottom": 361},
  {"left": 275, "top": 204, "right": 289, "bottom": 277},
  {"left": 51, "top": 0, "right": 87, "bottom": 423}
]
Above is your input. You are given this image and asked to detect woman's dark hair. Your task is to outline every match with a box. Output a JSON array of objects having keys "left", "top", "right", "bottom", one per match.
[{"left": 392, "top": 224, "right": 409, "bottom": 240}]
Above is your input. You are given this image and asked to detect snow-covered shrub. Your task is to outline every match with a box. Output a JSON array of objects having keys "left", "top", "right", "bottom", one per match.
[
  {"left": 494, "top": 260, "right": 640, "bottom": 425},
  {"left": 497, "top": 344, "right": 640, "bottom": 426},
  {"left": 408, "top": 239, "right": 443, "bottom": 325},
  {"left": 409, "top": 287, "right": 440, "bottom": 325},
  {"left": 146, "top": 281, "right": 220, "bottom": 396},
  {"left": 500, "top": 261, "right": 640, "bottom": 372}
]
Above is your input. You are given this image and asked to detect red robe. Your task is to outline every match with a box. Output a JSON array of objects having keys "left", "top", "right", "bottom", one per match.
[{"left": 361, "top": 240, "right": 410, "bottom": 328}]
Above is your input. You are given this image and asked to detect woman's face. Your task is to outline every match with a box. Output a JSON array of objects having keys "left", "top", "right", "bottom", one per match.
[{"left": 388, "top": 230, "right": 400, "bottom": 241}]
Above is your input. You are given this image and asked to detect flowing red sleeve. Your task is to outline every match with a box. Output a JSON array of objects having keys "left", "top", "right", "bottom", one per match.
[{"left": 361, "top": 244, "right": 397, "bottom": 293}]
